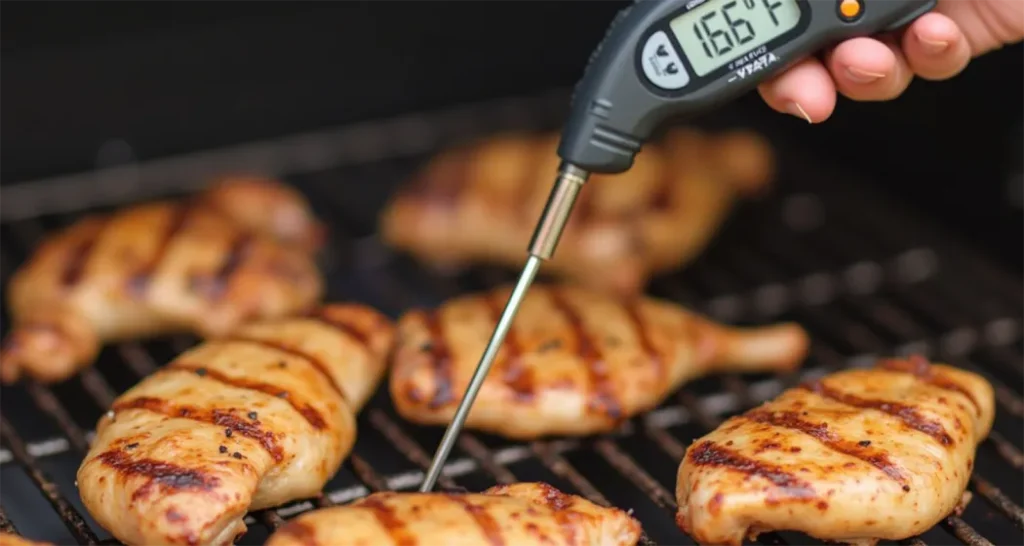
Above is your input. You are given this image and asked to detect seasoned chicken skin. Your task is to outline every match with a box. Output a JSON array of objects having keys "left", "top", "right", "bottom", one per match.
[
  {"left": 265, "top": 482, "right": 642, "bottom": 546},
  {"left": 675, "top": 356, "right": 996, "bottom": 546},
  {"left": 390, "top": 284, "right": 809, "bottom": 439},
  {"left": 380, "top": 128, "right": 774, "bottom": 296},
  {"left": 76, "top": 304, "right": 394, "bottom": 546},
  {"left": 0, "top": 177, "right": 324, "bottom": 384},
  {"left": 0, "top": 533, "right": 54, "bottom": 546}
]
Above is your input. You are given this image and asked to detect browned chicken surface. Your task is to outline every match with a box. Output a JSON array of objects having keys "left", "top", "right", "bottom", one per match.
[
  {"left": 390, "top": 284, "right": 809, "bottom": 439},
  {"left": 0, "top": 176, "right": 325, "bottom": 384},
  {"left": 675, "top": 356, "right": 996, "bottom": 546},
  {"left": 380, "top": 128, "right": 775, "bottom": 297},
  {"left": 265, "top": 482, "right": 642, "bottom": 546},
  {"left": 76, "top": 304, "right": 394, "bottom": 546},
  {"left": 0, "top": 533, "right": 54, "bottom": 546}
]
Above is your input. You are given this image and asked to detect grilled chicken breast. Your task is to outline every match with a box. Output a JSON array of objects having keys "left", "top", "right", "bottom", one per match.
[
  {"left": 0, "top": 533, "right": 54, "bottom": 546},
  {"left": 380, "top": 128, "right": 774, "bottom": 297},
  {"left": 265, "top": 482, "right": 642, "bottom": 546},
  {"left": 390, "top": 284, "right": 809, "bottom": 439},
  {"left": 675, "top": 356, "right": 996, "bottom": 546},
  {"left": 0, "top": 177, "right": 324, "bottom": 384},
  {"left": 76, "top": 304, "right": 394, "bottom": 546},
  {"left": 199, "top": 176, "right": 325, "bottom": 254}
]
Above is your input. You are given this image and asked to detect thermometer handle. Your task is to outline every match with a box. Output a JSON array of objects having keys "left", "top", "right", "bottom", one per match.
[{"left": 558, "top": 0, "right": 936, "bottom": 174}]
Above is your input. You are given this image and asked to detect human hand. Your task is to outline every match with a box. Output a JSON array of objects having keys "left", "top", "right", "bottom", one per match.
[{"left": 758, "top": 0, "right": 1024, "bottom": 122}]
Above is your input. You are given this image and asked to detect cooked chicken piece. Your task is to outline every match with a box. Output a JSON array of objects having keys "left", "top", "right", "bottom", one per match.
[
  {"left": 0, "top": 177, "right": 324, "bottom": 384},
  {"left": 390, "top": 284, "right": 809, "bottom": 439},
  {"left": 76, "top": 304, "right": 394, "bottom": 546},
  {"left": 0, "top": 533, "right": 54, "bottom": 546},
  {"left": 198, "top": 175, "right": 325, "bottom": 254},
  {"left": 265, "top": 482, "right": 642, "bottom": 546},
  {"left": 675, "top": 355, "right": 996, "bottom": 546},
  {"left": 380, "top": 128, "right": 774, "bottom": 296}
]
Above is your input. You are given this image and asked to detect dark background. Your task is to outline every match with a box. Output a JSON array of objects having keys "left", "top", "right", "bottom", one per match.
[{"left": 2, "top": 1, "right": 1021, "bottom": 272}]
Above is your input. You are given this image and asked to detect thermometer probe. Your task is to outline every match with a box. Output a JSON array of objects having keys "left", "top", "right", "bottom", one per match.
[{"left": 420, "top": 0, "right": 935, "bottom": 492}]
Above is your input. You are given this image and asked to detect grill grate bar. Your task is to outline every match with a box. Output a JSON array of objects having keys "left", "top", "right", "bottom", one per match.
[
  {"left": 593, "top": 440, "right": 677, "bottom": 511},
  {"left": 78, "top": 370, "right": 118, "bottom": 410},
  {"left": 116, "top": 343, "right": 159, "bottom": 377},
  {"left": 969, "top": 476, "right": 1024, "bottom": 530},
  {"left": 23, "top": 382, "right": 92, "bottom": 454},
  {"left": 0, "top": 418, "right": 99, "bottom": 545},
  {"left": 943, "top": 514, "right": 996, "bottom": 546},
  {"left": 257, "top": 512, "right": 285, "bottom": 531},
  {"left": 348, "top": 454, "right": 390, "bottom": 493},
  {"left": 643, "top": 425, "right": 687, "bottom": 462},
  {"left": 530, "top": 442, "right": 607, "bottom": 505},
  {"left": 985, "top": 430, "right": 1024, "bottom": 470},
  {"left": 455, "top": 435, "right": 517, "bottom": 485},
  {"left": 366, "top": 409, "right": 460, "bottom": 492}
]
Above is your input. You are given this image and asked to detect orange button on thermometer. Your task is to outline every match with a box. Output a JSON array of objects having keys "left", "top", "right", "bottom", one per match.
[{"left": 839, "top": 0, "right": 863, "bottom": 21}]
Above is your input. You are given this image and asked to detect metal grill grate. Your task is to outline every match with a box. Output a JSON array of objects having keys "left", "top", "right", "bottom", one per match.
[{"left": 0, "top": 89, "right": 1021, "bottom": 546}]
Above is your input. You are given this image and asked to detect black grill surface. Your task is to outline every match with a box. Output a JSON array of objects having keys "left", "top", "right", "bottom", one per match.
[{"left": 0, "top": 90, "right": 1021, "bottom": 546}]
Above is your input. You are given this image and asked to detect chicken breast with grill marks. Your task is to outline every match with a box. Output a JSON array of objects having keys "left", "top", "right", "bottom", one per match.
[
  {"left": 390, "top": 284, "right": 809, "bottom": 439},
  {"left": 0, "top": 176, "right": 324, "bottom": 384},
  {"left": 265, "top": 482, "right": 642, "bottom": 546},
  {"left": 380, "top": 128, "right": 774, "bottom": 297},
  {"left": 76, "top": 304, "right": 393, "bottom": 546},
  {"left": 675, "top": 356, "right": 996, "bottom": 546},
  {"left": 0, "top": 533, "right": 54, "bottom": 546}
]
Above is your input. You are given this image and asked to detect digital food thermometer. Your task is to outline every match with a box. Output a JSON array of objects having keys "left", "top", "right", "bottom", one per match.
[{"left": 420, "top": 0, "right": 935, "bottom": 491}]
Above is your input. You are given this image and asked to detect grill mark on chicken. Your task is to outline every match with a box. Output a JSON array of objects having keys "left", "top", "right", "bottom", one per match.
[
  {"left": 548, "top": 289, "right": 621, "bottom": 420},
  {"left": 167, "top": 361, "right": 327, "bottom": 429},
  {"left": 96, "top": 448, "right": 221, "bottom": 502},
  {"left": 535, "top": 483, "right": 584, "bottom": 545},
  {"left": 422, "top": 310, "right": 455, "bottom": 409},
  {"left": 191, "top": 233, "right": 254, "bottom": 300},
  {"left": 358, "top": 496, "right": 417, "bottom": 546},
  {"left": 482, "top": 294, "right": 534, "bottom": 402},
  {"left": 689, "top": 441, "right": 816, "bottom": 498},
  {"left": 111, "top": 396, "right": 284, "bottom": 462},
  {"left": 650, "top": 171, "right": 674, "bottom": 211},
  {"left": 625, "top": 301, "right": 663, "bottom": 384},
  {"left": 127, "top": 203, "right": 193, "bottom": 297},
  {"left": 303, "top": 308, "right": 371, "bottom": 349},
  {"left": 742, "top": 409, "right": 908, "bottom": 485},
  {"left": 879, "top": 356, "right": 982, "bottom": 416},
  {"left": 274, "top": 520, "right": 319, "bottom": 546},
  {"left": 449, "top": 496, "right": 506, "bottom": 546},
  {"left": 801, "top": 380, "right": 954, "bottom": 446},
  {"left": 59, "top": 219, "right": 109, "bottom": 288},
  {"left": 227, "top": 336, "right": 345, "bottom": 401}
]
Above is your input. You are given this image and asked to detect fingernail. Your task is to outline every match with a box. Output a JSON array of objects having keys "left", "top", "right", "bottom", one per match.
[
  {"left": 918, "top": 36, "right": 950, "bottom": 54},
  {"left": 787, "top": 102, "right": 812, "bottom": 124},
  {"left": 845, "top": 66, "right": 886, "bottom": 83}
]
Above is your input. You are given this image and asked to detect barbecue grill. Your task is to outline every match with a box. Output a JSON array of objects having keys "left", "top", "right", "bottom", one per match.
[{"left": 0, "top": 88, "right": 1021, "bottom": 546}]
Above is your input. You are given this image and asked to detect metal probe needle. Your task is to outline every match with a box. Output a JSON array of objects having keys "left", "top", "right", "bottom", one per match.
[{"left": 419, "top": 163, "right": 590, "bottom": 492}]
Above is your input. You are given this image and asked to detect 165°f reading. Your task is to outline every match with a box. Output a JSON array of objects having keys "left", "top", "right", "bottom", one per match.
[{"left": 669, "top": 0, "right": 801, "bottom": 76}]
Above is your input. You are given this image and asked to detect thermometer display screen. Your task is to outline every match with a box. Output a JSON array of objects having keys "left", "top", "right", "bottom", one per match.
[{"left": 669, "top": 0, "right": 802, "bottom": 76}]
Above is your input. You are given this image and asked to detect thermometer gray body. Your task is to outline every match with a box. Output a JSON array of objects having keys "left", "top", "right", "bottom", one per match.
[{"left": 559, "top": 0, "right": 936, "bottom": 174}]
